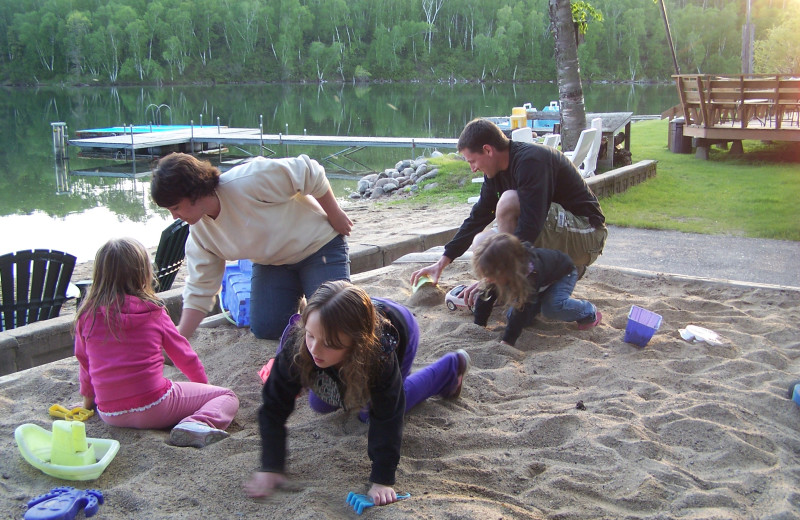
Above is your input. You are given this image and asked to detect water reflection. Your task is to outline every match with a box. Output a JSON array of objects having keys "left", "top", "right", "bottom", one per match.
[
  {"left": 1, "top": 82, "right": 679, "bottom": 261},
  {"left": 4, "top": 173, "right": 172, "bottom": 262}
]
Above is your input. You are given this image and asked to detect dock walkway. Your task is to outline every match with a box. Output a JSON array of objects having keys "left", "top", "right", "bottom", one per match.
[{"left": 69, "top": 126, "right": 459, "bottom": 156}]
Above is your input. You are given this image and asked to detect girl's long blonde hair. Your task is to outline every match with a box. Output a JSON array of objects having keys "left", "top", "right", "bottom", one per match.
[
  {"left": 472, "top": 232, "right": 531, "bottom": 310},
  {"left": 74, "top": 238, "right": 162, "bottom": 337},
  {"left": 293, "top": 280, "right": 383, "bottom": 410}
]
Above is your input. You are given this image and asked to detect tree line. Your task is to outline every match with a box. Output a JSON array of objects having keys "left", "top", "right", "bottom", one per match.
[{"left": 1, "top": 0, "right": 797, "bottom": 86}]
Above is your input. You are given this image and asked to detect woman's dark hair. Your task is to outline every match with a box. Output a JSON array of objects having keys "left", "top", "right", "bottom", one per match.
[
  {"left": 150, "top": 153, "right": 221, "bottom": 208},
  {"left": 457, "top": 118, "right": 510, "bottom": 154}
]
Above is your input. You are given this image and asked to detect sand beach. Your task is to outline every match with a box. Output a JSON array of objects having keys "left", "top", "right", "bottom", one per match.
[{"left": 2, "top": 201, "right": 800, "bottom": 519}]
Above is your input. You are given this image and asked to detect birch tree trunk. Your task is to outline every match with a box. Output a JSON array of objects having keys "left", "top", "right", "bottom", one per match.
[{"left": 548, "top": 0, "right": 586, "bottom": 151}]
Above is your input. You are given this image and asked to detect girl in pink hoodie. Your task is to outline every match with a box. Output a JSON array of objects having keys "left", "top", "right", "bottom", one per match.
[{"left": 74, "top": 237, "right": 238, "bottom": 448}]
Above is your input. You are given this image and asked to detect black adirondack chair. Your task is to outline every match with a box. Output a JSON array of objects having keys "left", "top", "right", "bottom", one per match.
[
  {"left": 0, "top": 249, "right": 77, "bottom": 331},
  {"left": 154, "top": 219, "right": 190, "bottom": 292}
]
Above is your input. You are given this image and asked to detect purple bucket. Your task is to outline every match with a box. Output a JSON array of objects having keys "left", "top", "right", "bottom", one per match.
[{"left": 624, "top": 305, "right": 663, "bottom": 347}]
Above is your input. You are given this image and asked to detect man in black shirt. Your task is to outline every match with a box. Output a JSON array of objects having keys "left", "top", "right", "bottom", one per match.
[{"left": 411, "top": 118, "right": 607, "bottom": 304}]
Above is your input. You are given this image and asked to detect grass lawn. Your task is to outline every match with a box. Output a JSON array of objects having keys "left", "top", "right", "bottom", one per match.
[
  {"left": 408, "top": 119, "right": 800, "bottom": 241},
  {"left": 601, "top": 119, "right": 800, "bottom": 241}
]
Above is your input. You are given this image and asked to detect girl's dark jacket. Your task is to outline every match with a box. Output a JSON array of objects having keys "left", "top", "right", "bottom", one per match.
[{"left": 258, "top": 303, "right": 408, "bottom": 486}]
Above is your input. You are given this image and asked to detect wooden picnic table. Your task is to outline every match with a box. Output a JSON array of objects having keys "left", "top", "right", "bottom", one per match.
[{"left": 527, "top": 111, "right": 633, "bottom": 169}]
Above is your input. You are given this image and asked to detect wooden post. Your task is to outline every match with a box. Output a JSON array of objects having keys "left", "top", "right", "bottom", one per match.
[{"left": 658, "top": 0, "right": 680, "bottom": 76}]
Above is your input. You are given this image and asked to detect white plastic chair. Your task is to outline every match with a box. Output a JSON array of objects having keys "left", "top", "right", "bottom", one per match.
[
  {"left": 563, "top": 127, "right": 599, "bottom": 178},
  {"left": 469, "top": 176, "right": 484, "bottom": 201},
  {"left": 579, "top": 118, "right": 603, "bottom": 178},
  {"left": 542, "top": 134, "right": 561, "bottom": 148},
  {"left": 511, "top": 126, "right": 534, "bottom": 143}
]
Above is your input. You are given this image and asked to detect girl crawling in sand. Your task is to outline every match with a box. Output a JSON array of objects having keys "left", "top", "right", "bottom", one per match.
[
  {"left": 470, "top": 232, "right": 602, "bottom": 346},
  {"left": 74, "top": 237, "right": 238, "bottom": 448},
  {"left": 245, "top": 280, "right": 470, "bottom": 506}
]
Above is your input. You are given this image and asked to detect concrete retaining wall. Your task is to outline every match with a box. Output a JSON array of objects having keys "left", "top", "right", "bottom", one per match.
[
  {"left": 0, "top": 159, "right": 656, "bottom": 375},
  {"left": 586, "top": 160, "right": 657, "bottom": 198}
]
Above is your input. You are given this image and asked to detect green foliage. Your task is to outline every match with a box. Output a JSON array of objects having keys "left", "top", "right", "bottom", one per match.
[
  {"left": 754, "top": 2, "right": 800, "bottom": 74},
  {"left": 354, "top": 65, "right": 372, "bottom": 82},
  {"left": 571, "top": 1, "right": 604, "bottom": 35},
  {"left": 0, "top": 0, "right": 792, "bottom": 84}
]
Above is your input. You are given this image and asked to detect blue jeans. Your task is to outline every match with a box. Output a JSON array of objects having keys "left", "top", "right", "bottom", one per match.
[
  {"left": 498, "top": 267, "right": 595, "bottom": 345},
  {"left": 249, "top": 235, "right": 350, "bottom": 340},
  {"left": 539, "top": 268, "right": 595, "bottom": 322}
]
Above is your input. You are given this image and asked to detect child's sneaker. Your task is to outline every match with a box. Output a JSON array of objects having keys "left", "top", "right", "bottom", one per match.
[
  {"left": 446, "top": 349, "right": 472, "bottom": 399},
  {"left": 170, "top": 421, "right": 229, "bottom": 448},
  {"left": 577, "top": 311, "right": 602, "bottom": 331}
]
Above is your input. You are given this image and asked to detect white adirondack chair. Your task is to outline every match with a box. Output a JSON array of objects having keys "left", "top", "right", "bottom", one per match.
[
  {"left": 542, "top": 133, "right": 561, "bottom": 148},
  {"left": 579, "top": 118, "right": 603, "bottom": 178},
  {"left": 511, "top": 126, "right": 534, "bottom": 143},
  {"left": 563, "top": 125, "right": 599, "bottom": 178}
]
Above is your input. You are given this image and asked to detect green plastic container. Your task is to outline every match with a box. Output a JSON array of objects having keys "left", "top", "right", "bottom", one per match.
[{"left": 14, "top": 422, "right": 119, "bottom": 481}]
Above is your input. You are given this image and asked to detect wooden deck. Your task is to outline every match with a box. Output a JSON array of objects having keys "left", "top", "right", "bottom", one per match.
[{"left": 673, "top": 74, "right": 800, "bottom": 158}]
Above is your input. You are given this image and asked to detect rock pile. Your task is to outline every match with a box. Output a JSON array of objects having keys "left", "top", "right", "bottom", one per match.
[{"left": 350, "top": 150, "right": 453, "bottom": 200}]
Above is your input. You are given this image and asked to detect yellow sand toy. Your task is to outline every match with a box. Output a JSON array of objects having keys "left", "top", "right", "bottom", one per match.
[
  {"left": 14, "top": 420, "right": 119, "bottom": 481},
  {"left": 412, "top": 274, "right": 435, "bottom": 294},
  {"left": 48, "top": 404, "right": 95, "bottom": 422}
]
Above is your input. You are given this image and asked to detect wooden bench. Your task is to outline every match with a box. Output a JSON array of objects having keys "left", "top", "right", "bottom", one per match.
[{"left": 775, "top": 79, "right": 800, "bottom": 128}]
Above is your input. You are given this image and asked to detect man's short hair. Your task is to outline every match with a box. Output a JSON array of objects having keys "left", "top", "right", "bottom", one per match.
[{"left": 457, "top": 118, "right": 510, "bottom": 154}]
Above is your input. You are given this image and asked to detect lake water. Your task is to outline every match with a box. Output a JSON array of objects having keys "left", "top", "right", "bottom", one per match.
[{"left": 0, "top": 82, "right": 678, "bottom": 262}]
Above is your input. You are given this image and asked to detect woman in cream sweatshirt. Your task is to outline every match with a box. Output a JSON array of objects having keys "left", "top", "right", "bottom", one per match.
[{"left": 151, "top": 153, "right": 352, "bottom": 340}]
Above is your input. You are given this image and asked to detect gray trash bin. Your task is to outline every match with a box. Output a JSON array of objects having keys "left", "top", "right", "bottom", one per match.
[{"left": 668, "top": 117, "right": 692, "bottom": 154}]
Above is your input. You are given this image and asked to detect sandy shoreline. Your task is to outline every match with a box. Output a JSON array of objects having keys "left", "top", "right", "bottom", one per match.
[{"left": 4, "top": 200, "right": 800, "bottom": 518}]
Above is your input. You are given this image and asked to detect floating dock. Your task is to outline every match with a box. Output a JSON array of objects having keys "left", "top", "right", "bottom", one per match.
[
  {"left": 68, "top": 125, "right": 459, "bottom": 156},
  {"left": 67, "top": 125, "right": 460, "bottom": 174}
]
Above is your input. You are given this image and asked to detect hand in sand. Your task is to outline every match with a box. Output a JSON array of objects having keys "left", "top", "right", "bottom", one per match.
[
  {"left": 411, "top": 256, "right": 452, "bottom": 286},
  {"left": 368, "top": 483, "right": 398, "bottom": 506},
  {"left": 245, "top": 471, "right": 287, "bottom": 498},
  {"left": 81, "top": 396, "right": 96, "bottom": 411}
]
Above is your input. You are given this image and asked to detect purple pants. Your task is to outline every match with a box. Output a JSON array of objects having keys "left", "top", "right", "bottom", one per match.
[{"left": 98, "top": 382, "right": 239, "bottom": 431}]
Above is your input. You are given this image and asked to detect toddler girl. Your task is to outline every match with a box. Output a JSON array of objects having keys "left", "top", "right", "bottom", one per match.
[
  {"left": 470, "top": 232, "right": 602, "bottom": 346},
  {"left": 244, "top": 280, "right": 470, "bottom": 507},
  {"left": 74, "top": 237, "right": 238, "bottom": 448}
]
